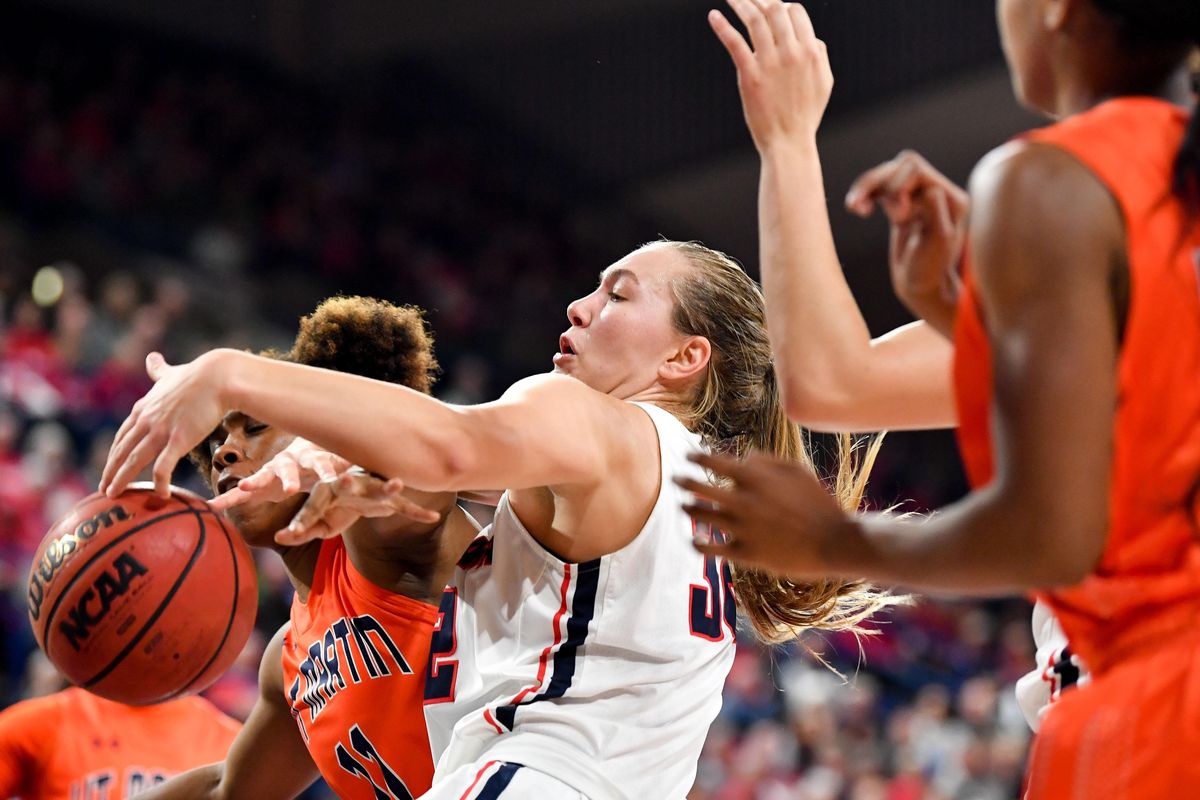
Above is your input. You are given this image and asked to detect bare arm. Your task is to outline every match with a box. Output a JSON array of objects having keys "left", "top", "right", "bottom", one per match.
[
  {"left": 102, "top": 359, "right": 626, "bottom": 501},
  {"left": 690, "top": 141, "right": 1120, "bottom": 593},
  {"left": 139, "top": 626, "right": 319, "bottom": 800},
  {"left": 712, "top": 1, "right": 957, "bottom": 433}
]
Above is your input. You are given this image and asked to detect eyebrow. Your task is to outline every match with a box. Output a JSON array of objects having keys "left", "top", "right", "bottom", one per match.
[{"left": 598, "top": 267, "right": 640, "bottom": 286}]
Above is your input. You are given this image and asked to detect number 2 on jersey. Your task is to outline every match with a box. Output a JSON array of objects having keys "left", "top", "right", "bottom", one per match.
[{"left": 424, "top": 588, "right": 458, "bottom": 704}]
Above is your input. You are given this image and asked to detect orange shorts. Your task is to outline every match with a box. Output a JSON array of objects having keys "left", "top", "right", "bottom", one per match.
[{"left": 1024, "top": 632, "right": 1200, "bottom": 798}]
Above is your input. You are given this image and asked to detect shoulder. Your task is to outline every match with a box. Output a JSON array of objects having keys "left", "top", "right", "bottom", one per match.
[
  {"left": 968, "top": 141, "right": 1124, "bottom": 300},
  {"left": 970, "top": 140, "right": 1122, "bottom": 237}
]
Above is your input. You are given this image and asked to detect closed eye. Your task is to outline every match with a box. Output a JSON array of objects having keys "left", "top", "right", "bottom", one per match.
[{"left": 608, "top": 291, "right": 625, "bottom": 302}]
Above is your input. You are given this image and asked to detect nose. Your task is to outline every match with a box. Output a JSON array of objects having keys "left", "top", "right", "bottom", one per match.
[
  {"left": 566, "top": 295, "right": 590, "bottom": 327},
  {"left": 212, "top": 441, "right": 244, "bottom": 468}
]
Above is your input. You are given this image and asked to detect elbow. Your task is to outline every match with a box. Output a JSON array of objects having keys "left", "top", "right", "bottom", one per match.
[
  {"left": 419, "top": 427, "right": 481, "bottom": 492},
  {"left": 778, "top": 374, "right": 854, "bottom": 429},
  {"left": 1026, "top": 512, "right": 1108, "bottom": 589}
]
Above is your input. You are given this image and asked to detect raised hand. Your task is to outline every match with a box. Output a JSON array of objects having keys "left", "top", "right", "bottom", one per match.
[
  {"left": 710, "top": 0, "right": 833, "bottom": 152},
  {"left": 845, "top": 150, "right": 969, "bottom": 335},
  {"left": 273, "top": 469, "right": 441, "bottom": 546},
  {"left": 101, "top": 350, "right": 232, "bottom": 499},
  {"left": 210, "top": 437, "right": 352, "bottom": 512},
  {"left": 676, "top": 450, "right": 850, "bottom": 578}
]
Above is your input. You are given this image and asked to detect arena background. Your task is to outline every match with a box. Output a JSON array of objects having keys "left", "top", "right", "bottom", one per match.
[{"left": 0, "top": 2, "right": 1046, "bottom": 798}]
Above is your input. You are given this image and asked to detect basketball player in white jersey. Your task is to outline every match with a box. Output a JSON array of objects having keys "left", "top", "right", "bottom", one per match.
[
  {"left": 99, "top": 239, "right": 893, "bottom": 798},
  {"left": 704, "top": 0, "right": 1089, "bottom": 729}
]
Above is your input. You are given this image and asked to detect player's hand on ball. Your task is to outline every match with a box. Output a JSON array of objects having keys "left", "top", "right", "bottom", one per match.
[
  {"left": 102, "top": 350, "right": 232, "bottom": 499},
  {"left": 210, "top": 437, "right": 352, "bottom": 511},
  {"left": 274, "top": 468, "right": 441, "bottom": 545},
  {"left": 676, "top": 450, "right": 850, "bottom": 578},
  {"left": 710, "top": 0, "right": 833, "bottom": 151}
]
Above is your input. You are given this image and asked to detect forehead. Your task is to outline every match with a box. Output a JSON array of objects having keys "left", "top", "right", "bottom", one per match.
[{"left": 601, "top": 245, "right": 690, "bottom": 294}]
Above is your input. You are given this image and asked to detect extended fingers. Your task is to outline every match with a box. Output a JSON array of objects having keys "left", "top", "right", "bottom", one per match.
[
  {"left": 673, "top": 475, "right": 745, "bottom": 509},
  {"left": 709, "top": 10, "right": 755, "bottom": 74},
  {"left": 727, "top": 0, "right": 775, "bottom": 56},
  {"left": 104, "top": 425, "right": 163, "bottom": 497},
  {"left": 209, "top": 485, "right": 255, "bottom": 512}
]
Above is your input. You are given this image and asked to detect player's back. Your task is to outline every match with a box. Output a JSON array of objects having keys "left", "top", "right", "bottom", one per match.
[
  {"left": 282, "top": 537, "right": 438, "bottom": 800},
  {"left": 423, "top": 401, "right": 736, "bottom": 800},
  {"left": 0, "top": 687, "right": 239, "bottom": 800},
  {"left": 953, "top": 96, "right": 1200, "bottom": 668}
]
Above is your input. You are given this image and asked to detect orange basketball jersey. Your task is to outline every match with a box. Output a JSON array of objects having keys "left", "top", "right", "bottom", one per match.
[
  {"left": 0, "top": 688, "right": 239, "bottom": 800},
  {"left": 954, "top": 96, "right": 1200, "bottom": 671},
  {"left": 281, "top": 538, "right": 438, "bottom": 800}
]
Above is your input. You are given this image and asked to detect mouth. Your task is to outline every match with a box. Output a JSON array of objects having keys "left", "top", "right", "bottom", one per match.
[
  {"left": 216, "top": 473, "right": 244, "bottom": 496},
  {"left": 558, "top": 335, "right": 576, "bottom": 357}
]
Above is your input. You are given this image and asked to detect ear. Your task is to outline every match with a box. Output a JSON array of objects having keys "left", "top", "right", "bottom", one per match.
[{"left": 659, "top": 335, "right": 711, "bottom": 385}]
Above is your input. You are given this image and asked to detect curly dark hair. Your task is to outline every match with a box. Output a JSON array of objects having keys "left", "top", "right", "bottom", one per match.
[{"left": 189, "top": 295, "right": 439, "bottom": 478}]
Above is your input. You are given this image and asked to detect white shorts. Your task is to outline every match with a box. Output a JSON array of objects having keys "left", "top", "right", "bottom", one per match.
[{"left": 419, "top": 760, "right": 587, "bottom": 800}]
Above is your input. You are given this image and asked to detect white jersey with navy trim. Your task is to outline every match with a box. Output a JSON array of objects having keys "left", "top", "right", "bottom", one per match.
[{"left": 422, "top": 402, "right": 736, "bottom": 800}]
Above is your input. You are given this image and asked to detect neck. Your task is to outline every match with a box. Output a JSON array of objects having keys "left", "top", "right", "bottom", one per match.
[
  {"left": 1054, "top": 50, "right": 1194, "bottom": 118},
  {"left": 620, "top": 385, "right": 693, "bottom": 427}
]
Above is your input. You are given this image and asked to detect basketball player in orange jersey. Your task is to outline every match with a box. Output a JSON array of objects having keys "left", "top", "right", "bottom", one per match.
[
  {"left": 139, "top": 297, "right": 478, "bottom": 800},
  {"left": 95, "top": 235, "right": 896, "bottom": 796},
  {"left": 681, "top": 0, "right": 1200, "bottom": 795},
  {"left": 0, "top": 680, "right": 240, "bottom": 800}
]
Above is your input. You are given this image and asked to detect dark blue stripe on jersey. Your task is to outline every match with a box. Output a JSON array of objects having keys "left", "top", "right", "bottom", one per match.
[
  {"left": 476, "top": 762, "right": 523, "bottom": 799},
  {"left": 495, "top": 558, "right": 601, "bottom": 731}
]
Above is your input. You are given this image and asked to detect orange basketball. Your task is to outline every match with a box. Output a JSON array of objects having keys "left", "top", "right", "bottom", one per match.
[{"left": 26, "top": 484, "right": 258, "bottom": 705}]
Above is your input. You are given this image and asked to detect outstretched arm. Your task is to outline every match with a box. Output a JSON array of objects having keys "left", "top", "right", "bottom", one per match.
[
  {"left": 688, "top": 141, "right": 1120, "bottom": 594},
  {"left": 102, "top": 363, "right": 623, "bottom": 501},
  {"left": 712, "top": 0, "right": 958, "bottom": 432},
  {"left": 138, "top": 626, "right": 319, "bottom": 800}
]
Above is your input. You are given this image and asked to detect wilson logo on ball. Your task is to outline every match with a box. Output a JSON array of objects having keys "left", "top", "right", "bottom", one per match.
[
  {"left": 27, "top": 505, "right": 132, "bottom": 622},
  {"left": 57, "top": 551, "right": 149, "bottom": 652}
]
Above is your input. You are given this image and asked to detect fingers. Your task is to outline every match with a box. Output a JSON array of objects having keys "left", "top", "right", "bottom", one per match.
[
  {"left": 101, "top": 408, "right": 144, "bottom": 492},
  {"left": 237, "top": 466, "right": 282, "bottom": 494},
  {"left": 277, "top": 457, "right": 302, "bottom": 495},
  {"left": 145, "top": 351, "right": 169, "bottom": 382},
  {"left": 687, "top": 450, "right": 751, "bottom": 482},
  {"left": 709, "top": 9, "right": 755, "bottom": 74},
  {"left": 727, "top": 0, "right": 775, "bottom": 57},
  {"left": 748, "top": 0, "right": 796, "bottom": 48},
  {"left": 785, "top": 2, "right": 815, "bottom": 42},
  {"left": 151, "top": 437, "right": 186, "bottom": 499},
  {"left": 384, "top": 495, "right": 442, "bottom": 524},
  {"left": 209, "top": 485, "right": 255, "bottom": 512},
  {"left": 846, "top": 150, "right": 947, "bottom": 220},
  {"left": 682, "top": 501, "right": 739, "bottom": 533},
  {"left": 286, "top": 481, "right": 336, "bottom": 534},
  {"left": 673, "top": 475, "right": 744, "bottom": 509},
  {"left": 104, "top": 425, "right": 162, "bottom": 497}
]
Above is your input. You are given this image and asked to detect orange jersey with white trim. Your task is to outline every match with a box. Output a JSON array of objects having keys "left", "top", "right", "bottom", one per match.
[
  {"left": 953, "top": 97, "right": 1200, "bottom": 672},
  {"left": 0, "top": 688, "right": 239, "bottom": 800},
  {"left": 281, "top": 538, "right": 438, "bottom": 800}
]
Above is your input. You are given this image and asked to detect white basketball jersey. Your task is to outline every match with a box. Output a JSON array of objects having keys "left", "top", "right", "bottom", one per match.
[{"left": 422, "top": 402, "right": 736, "bottom": 799}]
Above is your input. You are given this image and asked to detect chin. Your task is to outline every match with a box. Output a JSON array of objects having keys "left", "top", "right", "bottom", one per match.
[{"left": 225, "top": 500, "right": 300, "bottom": 548}]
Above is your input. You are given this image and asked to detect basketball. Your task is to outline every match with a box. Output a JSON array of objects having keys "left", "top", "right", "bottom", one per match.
[{"left": 26, "top": 484, "right": 258, "bottom": 705}]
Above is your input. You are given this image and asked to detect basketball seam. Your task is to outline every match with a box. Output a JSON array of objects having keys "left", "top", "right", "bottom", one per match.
[
  {"left": 40, "top": 507, "right": 201, "bottom": 655},
  {"left": 161, "top": 509, "right": 246, "bottom": 702},
  {"left": 81, "top": 511, "right": 208, "bottom": 690}
]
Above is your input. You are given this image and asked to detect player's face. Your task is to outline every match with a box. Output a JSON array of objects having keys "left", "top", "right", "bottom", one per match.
[
  {"left": 556, "top": 244, "right": 695, "bottom": 397},
  {"left": 205, "top": 412, "right": 304, "bottom": 547},
  {"left": 997, "top": 0, "right": 1055, "bottom": 115}
]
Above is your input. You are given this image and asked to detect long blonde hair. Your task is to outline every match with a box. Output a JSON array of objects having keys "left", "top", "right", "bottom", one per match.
[{"left": 664, "top": 240, "right": 895, "bottom": 644}]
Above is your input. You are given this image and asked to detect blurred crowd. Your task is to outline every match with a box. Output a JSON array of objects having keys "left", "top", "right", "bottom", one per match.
[{"left": 1, "top": 13, "right": 1032, "bottom": 800}]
